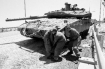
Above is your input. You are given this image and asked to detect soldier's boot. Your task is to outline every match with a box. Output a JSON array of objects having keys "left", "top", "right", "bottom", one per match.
[
  {"left": 67, "top": 50, "right": 73, "bottom": 55},
  {"left": 67, "top": 46, "right": 73, "bottom": 55},
  {"left": 46, "top": 52, "right": 54, "bottom": 59},
  {"left": 73, "top": 47, "right": 81, "bottom": 59},
  {"left": 51, "top": 56, "right": 62, "bottom": 62},
  {"left": 51, "top": 48, "right": 62, "bottom": 62}
]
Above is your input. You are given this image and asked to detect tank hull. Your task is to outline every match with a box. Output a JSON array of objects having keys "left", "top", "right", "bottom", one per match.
[{"left": 18, "top": 18, "right": 92, "bottom": 39}]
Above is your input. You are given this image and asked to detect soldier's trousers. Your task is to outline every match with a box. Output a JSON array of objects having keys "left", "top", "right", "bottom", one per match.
[
  {"left": 53, "top": 40, "right": 66, "bottom": 57},
  {"left": 66, "top": 36, "right": 81, "bottom": 56},
  {"left": 45, "top": 40, "right": 66, "bottom": 57}
]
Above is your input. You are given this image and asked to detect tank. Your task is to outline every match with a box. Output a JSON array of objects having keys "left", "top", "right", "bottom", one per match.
[{"left": 6, "top": 3, "right": 92, "bottom": 39}]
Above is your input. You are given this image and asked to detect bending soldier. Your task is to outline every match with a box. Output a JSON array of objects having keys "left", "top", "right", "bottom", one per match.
[
  {"left": 43, "top": 26, "right": 66, "bottom": 61},
  {"left": 61, "top": 20, "right": 81, "bottom": 58}
]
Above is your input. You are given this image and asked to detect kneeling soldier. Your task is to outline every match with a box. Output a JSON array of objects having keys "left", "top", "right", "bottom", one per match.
[{"left": 43, "top": 26, "right": 66, "bottom": 61}]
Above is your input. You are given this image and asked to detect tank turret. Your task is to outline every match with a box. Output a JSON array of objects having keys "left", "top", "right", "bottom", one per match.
[{"left": 45, "top": 3, "right": 92, "bottom": 19}]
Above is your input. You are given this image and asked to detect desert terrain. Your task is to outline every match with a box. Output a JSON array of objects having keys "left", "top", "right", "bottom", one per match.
[{"left": 0, "top": 31, "right": 92, "bottom": 69}]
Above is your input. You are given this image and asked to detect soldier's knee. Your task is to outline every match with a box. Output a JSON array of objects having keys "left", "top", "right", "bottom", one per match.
[
  {"left": 73, "top": 46, "right": 78, "bottom": 49},
  {"left": 78, "top": 36, "right": 82, "bottom": 41}
]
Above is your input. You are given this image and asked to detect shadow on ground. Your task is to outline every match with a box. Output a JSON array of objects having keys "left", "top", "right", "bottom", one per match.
[
  {"left": 62, "top": 53, "right": 78, "bottom": 62},
  {"left": 15, "top": 38, "right": 79, "bottom": 64},
  {"left": 15, "top": 38, "right": 46, "bottom": 55},
  {"left": 0, "top": 42, "right": 16, "bottom": 45}
]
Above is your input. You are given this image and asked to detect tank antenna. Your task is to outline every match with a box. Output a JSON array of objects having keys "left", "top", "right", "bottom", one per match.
[
  {"left": 24, "top": 0, "right": 27, "bottom": 22},
  {"left": 99, "top": 0, "right": 102, "bottom": 26}
]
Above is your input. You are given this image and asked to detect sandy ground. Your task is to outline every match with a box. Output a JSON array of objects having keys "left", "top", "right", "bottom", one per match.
[{"left": 0, "top": 31, "right": 92, "bottom": 69}]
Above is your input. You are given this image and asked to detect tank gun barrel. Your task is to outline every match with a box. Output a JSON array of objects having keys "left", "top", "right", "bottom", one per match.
[{"left": 6, "top": 15, "right": 47, "bottom": 21}]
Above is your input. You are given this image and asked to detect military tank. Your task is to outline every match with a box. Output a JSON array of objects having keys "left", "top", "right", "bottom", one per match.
[{"left": 6, "top": 3, "right": 92, "bottom": 39}]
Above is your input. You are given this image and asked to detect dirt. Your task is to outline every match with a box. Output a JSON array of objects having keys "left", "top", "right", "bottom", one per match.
[{"left": 0, "top": 31, "right": 92, "bottom": 69}]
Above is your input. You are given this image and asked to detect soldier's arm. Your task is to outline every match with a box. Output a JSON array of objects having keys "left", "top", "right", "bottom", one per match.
[
  {"left": 73, "top": 28, "right": 80, "bottom": 37},
  {"left": 59, "top": 27, "right": 65, "bottom": 32},
  {"left": 43, "top": 31, "right": 51, "bottom": 47},
  {"left": 57, "top": 32, "right": 66, "bottom": 43}
]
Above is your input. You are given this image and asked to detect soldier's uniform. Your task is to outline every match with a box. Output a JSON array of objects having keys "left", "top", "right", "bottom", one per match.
[
  {"left": 44, "top": 28, "right": 66, "bottom": 60},
  {"left": 61, "top": 26, "right": 81, "bottom": 57}
]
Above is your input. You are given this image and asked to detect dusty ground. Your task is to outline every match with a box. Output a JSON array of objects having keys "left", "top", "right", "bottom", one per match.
[{"left": 0, "top": 31, "right": 92, "bottom": 69}]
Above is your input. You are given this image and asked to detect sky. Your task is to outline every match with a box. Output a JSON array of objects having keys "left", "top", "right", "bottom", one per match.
[{"left": 0, "top": 0, "right": 105, "bottom": 28}]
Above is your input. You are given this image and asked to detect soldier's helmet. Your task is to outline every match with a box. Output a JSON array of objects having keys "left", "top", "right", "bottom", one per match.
[
  {"left": 64, "top": 20, "right": 70, "bottom": 28},
  {"left": 51, "top": 26, "right": 57, "bottom": 32},
  {"left": 51, "top": 26, "right": 61, "bottom": 33},
  {"left": 55, "top": 26, "right": 61, "bottom": 30}
]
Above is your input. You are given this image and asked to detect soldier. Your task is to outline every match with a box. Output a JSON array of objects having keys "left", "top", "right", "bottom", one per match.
[
  {"left": 61, "top": 20, "right": 81, "bottom": 59},
  {"left": 43, "top": 26, "right": 66, "bottom": 61}
]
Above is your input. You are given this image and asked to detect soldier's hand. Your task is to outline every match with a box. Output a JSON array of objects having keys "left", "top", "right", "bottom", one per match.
[{"left": 66, "top": 39, "right": 70, "bottom": 41}]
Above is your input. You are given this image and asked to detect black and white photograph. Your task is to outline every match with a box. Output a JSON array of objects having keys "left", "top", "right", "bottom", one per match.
[{"left": 0, "top": 0, "right": 105, "bottom": 69}]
